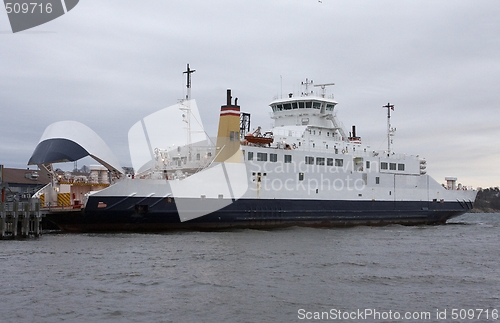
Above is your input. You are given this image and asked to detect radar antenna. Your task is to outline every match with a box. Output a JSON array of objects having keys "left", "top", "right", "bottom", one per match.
[{"left": 313, "top": 82, "right": 335, "bottom": 98}]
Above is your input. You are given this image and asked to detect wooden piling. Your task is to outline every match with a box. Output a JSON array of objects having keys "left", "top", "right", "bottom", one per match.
[
  {"left": 0, "top": 200, "right": 42, "bottom": 239},
  {"left": 0, "top": 202, "right": 5, "bottom": 238},
  {"left": 11, "top": 202, "right": 18, "bottom": 238}
]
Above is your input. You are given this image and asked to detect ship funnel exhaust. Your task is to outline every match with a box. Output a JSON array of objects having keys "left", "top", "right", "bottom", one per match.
[
  {"left": 215, "top": 89, "right": 242, "bottom": 163},
  {"left": 348, "top": 125, "right": 361, "bottom": 143},
  {"left": 226, "top": 89, "right": 232, "bottom": 106}
]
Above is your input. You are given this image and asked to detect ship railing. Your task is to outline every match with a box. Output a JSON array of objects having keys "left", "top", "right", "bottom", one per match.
[
  {"left": 152, "top": 145, "right": 216, "bottom": 170},
  {"left": 369, "top": 151, "right": 420, "bottom": 160},
  {"left": 443, "top": 185, "right": 475, "bottom": 191}
]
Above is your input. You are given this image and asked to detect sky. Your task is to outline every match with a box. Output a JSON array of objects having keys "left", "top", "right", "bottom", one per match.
[{"left": 1, "top": 0, "right": 499, "bottom": 189}]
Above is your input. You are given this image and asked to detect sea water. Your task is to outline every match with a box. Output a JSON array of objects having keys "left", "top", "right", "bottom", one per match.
[{"left": 1, "top": 213, "right": 499, "bottom": 323}]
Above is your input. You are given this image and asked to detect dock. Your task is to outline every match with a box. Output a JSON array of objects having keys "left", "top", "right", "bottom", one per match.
[{"left": 0, "top": 201, "right": 42, "bottom": 239}]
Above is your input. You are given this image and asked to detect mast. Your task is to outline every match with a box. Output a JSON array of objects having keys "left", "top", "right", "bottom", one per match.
[
  {"left": 301, "top": 78, "right": 313, "bottom": 96},
  {"left": 383, "top": 102, "right": 395, "bottom": 156},
  {"left": 181, "top": 64, "right": 196, "bottom": 152},
  {"left": 183, "top": 64, "right": 196, "bottom": 100}
]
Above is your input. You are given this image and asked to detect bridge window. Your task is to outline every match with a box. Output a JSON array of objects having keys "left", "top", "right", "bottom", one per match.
[
  {"left": 292, "top": 102, "right": 298, "bottom": 109},
  {"left": 305, "top": 156, "right": 314, "bottom": 165},
  {"left": 390, "top": 163, "right": 397, "bottom": 170},
  {"left": 299, "top": 102, "right": 305, "bottom": 109},
  {"left": 270, "top": 153, "right": 277, "bottom": 162},
  {"left": 283, "top": 103, "right": 292, "bottom": 110},
  {"left": 313, "top": 102, "right": 321, "bottom": 109},
  {"left": 284, "top": 155, "right": 292, "bottom": 163},
  {"left": 248, "top": 151, "right": 254, "bottom": 161},
  {"left": 327, "top": 158, "right": 334, "bottom": 166},
  {"left": 398, "top": 163, "right": 405, "bottom": 171},
  {"left": 326, "top": 104, "right": 335, "bottom": 111},
  {"left": 381, "top": 162, "right": 388, "bottom": 170},
  {"left": 306, "top": 101, "right": 312, "bottom": 109},
  {"left": 316, "top": 157, "right": 325, "bottom": 165},
  {"left": 257, "top": 152, "right": 267, "bottom": 161},
  {"left": 335, "top": 159, "right": 343, "bottom": 167}
]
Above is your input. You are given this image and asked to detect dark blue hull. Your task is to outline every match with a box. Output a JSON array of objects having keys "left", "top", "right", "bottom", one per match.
[{"left": 43, "top": 196, "right": 474, "bottom": 232}]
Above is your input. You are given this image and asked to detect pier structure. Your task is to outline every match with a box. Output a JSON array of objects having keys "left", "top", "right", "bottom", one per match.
[{"left": 0, "top": 200, "right": 42, "bottom": 239}]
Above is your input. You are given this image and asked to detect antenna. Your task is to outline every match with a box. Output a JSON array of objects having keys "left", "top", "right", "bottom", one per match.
[
  {"left": 183, "top": 64, "right": 196, "bottom": 100},
  {"left": 301, "top": 78, "right": 313, "bottom": 96},
  {"left": 313, "top": 82, "right": 335, "bottom": 98},
  {"left": 280, "top": 75, "right": 283, "bottom": 99},
  {"left": 382, "top": 102, "right": 396, "bottom": 156}
]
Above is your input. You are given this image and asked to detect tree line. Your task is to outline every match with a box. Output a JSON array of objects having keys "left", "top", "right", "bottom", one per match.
[{"left": 474, "top": 187, "right": 500, "bottom": 212}]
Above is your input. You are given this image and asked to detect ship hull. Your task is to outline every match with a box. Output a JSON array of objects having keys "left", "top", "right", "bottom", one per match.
[{"left": 43, "top": 196, "right": 473, "bottom": 232}]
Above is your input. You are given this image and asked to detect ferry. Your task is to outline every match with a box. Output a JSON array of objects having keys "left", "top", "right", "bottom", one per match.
[{"left": 29, "top": 68, "right": 477, "bottom": 232}]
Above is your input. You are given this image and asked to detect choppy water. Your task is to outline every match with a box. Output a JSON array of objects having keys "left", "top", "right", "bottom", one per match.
[{"left": 1, "top": 213, "right": 499, "bottom": 323}]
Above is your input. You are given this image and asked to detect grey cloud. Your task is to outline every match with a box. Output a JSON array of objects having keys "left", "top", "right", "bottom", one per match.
[{"left": 1, "top": 0, "right": 498, "bottom": 187}]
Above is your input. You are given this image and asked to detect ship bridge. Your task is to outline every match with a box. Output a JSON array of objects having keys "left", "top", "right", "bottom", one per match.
[
  {"left": 269, "top": 95, "right": 348, "bottom": 144},
  {"left": 270, "top": 95, "right": 336, "bottom": 127}
]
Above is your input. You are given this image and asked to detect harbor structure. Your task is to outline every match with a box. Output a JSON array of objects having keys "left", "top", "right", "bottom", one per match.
[{"left": 0, "top": 201, "right": 41, "bottom": 238}]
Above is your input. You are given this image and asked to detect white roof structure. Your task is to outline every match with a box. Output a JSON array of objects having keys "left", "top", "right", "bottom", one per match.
[{"left": 28, "top": 120, "right": 123, "bottom": 174}]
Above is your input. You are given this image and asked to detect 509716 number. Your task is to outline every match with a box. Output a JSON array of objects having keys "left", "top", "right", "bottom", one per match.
[
  {"left": 451, "top": 309, "right": 499, "bottom": 320},
  {"left": 5, "top": 2, "right": 53, "bottom": 14}
]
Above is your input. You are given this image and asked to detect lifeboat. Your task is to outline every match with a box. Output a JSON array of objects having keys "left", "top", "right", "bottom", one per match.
[{"left": 244, "top": 126, "right": 274, "bottom": 146}]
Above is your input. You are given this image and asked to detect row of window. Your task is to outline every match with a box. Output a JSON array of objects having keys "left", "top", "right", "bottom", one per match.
[
  {"left": 305, "top": 156, "right": 344, "bottom": 167},
  {"left": 254, "top": 171, "right": 385, "bottom": 185},
  {"left": 271, "top": 102, "right": 335, "bottom": 112},
  {"left": 248, "top": 152, "right": 345, "bottom": 167},
  {"left": 308, "top": 129, "right": 336, "bottom": 138},
  {"left": 296, "top": 174, "right": 381, "bottom": 185},
  {"left": 248, "top": 152, "right": 292, "bottom": 163},
  {"left": 380, "top": 162, "right": 405, "bottom": 171},
  {"left": 247, "top": 152, "right": 406, "bottom": 172}
]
